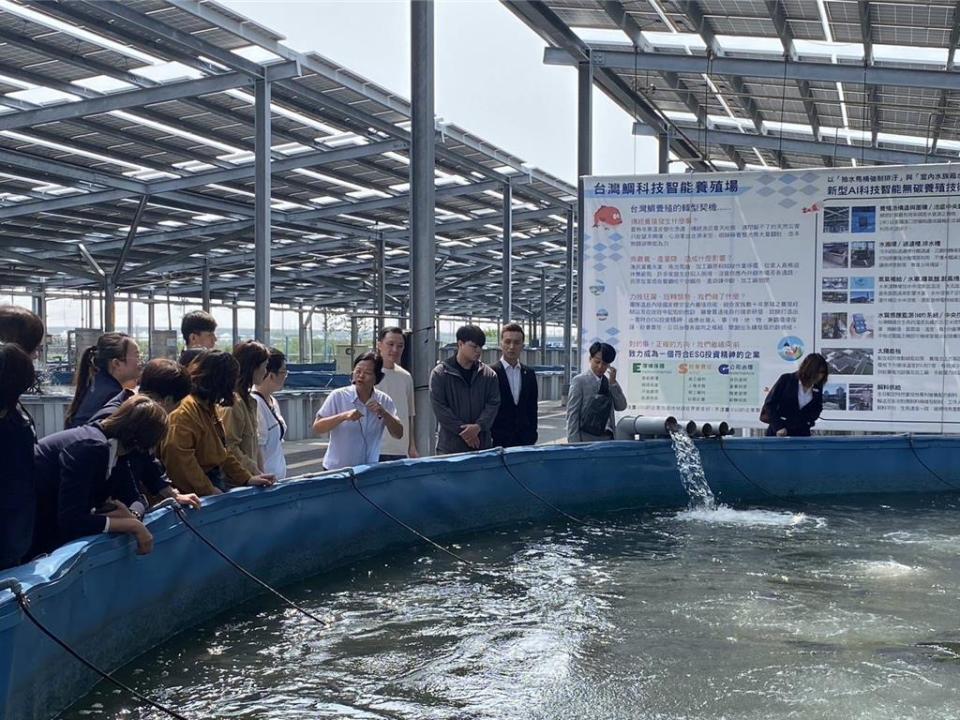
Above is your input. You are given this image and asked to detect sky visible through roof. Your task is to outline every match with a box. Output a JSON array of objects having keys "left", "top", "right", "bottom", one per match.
[{"left": 13, "top": 0, "right": 660, "bottom": 332}]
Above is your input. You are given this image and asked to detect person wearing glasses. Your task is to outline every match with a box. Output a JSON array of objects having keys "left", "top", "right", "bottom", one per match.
[
  {"left": 65, "top": 332, "right": 141, "bottom": 428},
  {"left": 252, "top": 348, "right": 289, "bottom": 480},
  {"left": 429, "top": 324, "right": 500, "bottom": 455}
]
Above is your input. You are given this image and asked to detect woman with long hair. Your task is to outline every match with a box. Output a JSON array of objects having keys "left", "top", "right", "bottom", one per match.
[
  {"left": 65, "top": 332, "right": 141, "bottom": 428},
  {"left": 0, "top": 342, "right": 39, "bottom": 570},
  {"left": 32, "top": 396, "right": 167, "bottom": 558},
  {"left": 162, "top": 350, "right": 275, "bottom": 496},
  {"left": 220, "top": 340, "right": 270, "bottom": 476},
  {"left": 253, "top": 348, "right": 288, "bottom": 480},
  {"left": 760, "top": 352, "right": 830, "bottom": 437}
]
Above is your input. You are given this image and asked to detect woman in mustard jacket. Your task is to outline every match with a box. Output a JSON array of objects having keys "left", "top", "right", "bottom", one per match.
[{"left": 162, "top": 350, "right": 275, "bottom": 496}]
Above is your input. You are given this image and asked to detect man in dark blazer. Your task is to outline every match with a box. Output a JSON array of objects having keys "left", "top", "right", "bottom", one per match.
[{"left": 491, "top": 323, "right": 538, "bottom": 447}]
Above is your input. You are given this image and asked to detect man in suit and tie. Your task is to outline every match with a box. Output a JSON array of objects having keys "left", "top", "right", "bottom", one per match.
[{"left": 491, "top": 323, "right": 538, "bottom": 448}]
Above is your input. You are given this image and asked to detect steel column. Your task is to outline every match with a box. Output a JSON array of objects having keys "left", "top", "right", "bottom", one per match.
[
  {"left": 564, "top": 207, "right": 575, "bottom": 390},
  {"left": 298, "top": 305, "right": 307, "bottom": 363},
  {"left": 376, "top": 232, "right": 386, "bottom": 339},
  {"left": 201, "top": 260, "right": 211, "bottom": 312},
  {"left": 411, "top": 0, "right": 436, "bottom": 456},
  {"left": 32, "top": 284, "right": 46, "bottom": 363},
  {"left": 577, "top": 60, "right": 592, "bottom": 368},
  {"left": 540, "top": 268, "right": 547, "bottom": 365},
  {"left": 323, "top": 310, "right": 329, "bottom": 362},
  {"left": 502, "top": 182, "right": 513, "bottom": 325},
  {"left": 658, "top": 131, "right": 670, "bottom": 174},
  {"left": 232, "top": 297, "right": 240, "bottom": 347},
  {"left": 350, "top": 315, "right": 358, "bottom": 357},
  {"left": 254, "top": 77, "right": 271, "bottom": 343},
  {"left": 147, "top": 292, "right": 155, "bottom": 358}
]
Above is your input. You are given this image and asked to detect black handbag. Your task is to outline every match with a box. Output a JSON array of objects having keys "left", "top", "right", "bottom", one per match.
[{"left": 579, "top": 376, "right": 613, "bottom": 436}]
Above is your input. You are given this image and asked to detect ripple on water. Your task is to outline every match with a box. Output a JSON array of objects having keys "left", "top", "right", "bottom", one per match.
[
  {"left": 838, "top": 559, "right": 925, "bottom": 579},
  {"left": 60, "top": 502, "right": 960, "bottom": 720}
]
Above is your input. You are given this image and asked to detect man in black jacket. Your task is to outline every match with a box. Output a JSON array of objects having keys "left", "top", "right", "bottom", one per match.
[
  {"left": 490, "top": 323, "right": 538, "bottom": 448},
  {"left": 429, "top": 325, "right": 500, "bottom": 454}
]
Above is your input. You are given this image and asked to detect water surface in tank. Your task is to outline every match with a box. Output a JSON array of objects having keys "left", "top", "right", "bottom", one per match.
[{"left": 65, "top": 495, "right": 960, "bottom": 719}]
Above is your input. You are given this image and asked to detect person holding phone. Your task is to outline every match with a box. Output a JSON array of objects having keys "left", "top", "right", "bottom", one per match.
[
  {"left": 566, "top": 341, "right": 627, "bottom": 443},
  {"left": 313, "top": 352, "right": 403, "bottom": 470}
]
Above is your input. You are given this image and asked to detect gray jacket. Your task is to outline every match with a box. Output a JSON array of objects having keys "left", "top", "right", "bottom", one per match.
[
  {"left": 429, "top": 356, "right": 500, "bottom": 454},
  {"left": 565, "top": 370, "right": 628, "bottom": 443}
]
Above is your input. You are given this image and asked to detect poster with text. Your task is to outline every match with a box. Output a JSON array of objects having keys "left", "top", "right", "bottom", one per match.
[{"left": 583, "top": 165, "right": 960, "bottom": 432}]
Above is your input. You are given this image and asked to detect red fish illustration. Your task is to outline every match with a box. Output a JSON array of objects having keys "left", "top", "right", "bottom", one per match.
[
  {"left": 593, "top": 205, "right": 623, "bottom": 228},
  {"left": 802, "top": 202, "right": 822, "bottom": 214}
]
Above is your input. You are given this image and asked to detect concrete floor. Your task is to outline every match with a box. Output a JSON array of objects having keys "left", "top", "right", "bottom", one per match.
[{"left": 284, "top": 400, "right": 568, "bottom": 477}]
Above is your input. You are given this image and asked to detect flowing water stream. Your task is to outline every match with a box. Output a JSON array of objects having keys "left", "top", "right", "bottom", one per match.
[{"left": 668, "top": 428, "right": 716, "bottom": 510}]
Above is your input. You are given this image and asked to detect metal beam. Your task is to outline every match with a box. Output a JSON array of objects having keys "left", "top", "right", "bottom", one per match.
[
  {"left": 170, "top": 0, "right": 576, "bottom": 201},
  {"left": 0, "top": 67, "right": 296, "bottom": 133},
  {"left": 766, "top": 0, "right": 831, "bottom": 166},
  {"left": 546, "top": 45, "right": 960, "bottom": 92},
  {"left": 662, "top": 125, "right": 959, "bottom": 166},
  {"left": 0, "top": 247, "right": 99, "bottom": 282},
  {"left": 80, "top": 0, "right": 272, "bottom": 78},
  {"left": 0, "top": 138, "right": 405, "bottom": 221},
  {"left": 111, "top": 195, "right": 149, "bottom": 285},
  {"left": 504, "top": 0, "right": 710, "bottom": 171},
  {"left": 121, "top": 234, "right": 245, "bottom": 280}
]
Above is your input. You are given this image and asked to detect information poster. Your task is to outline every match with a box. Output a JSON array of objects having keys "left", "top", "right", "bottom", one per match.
[{"left": 582, "top": 165, "right": 960, "bottom": 432}]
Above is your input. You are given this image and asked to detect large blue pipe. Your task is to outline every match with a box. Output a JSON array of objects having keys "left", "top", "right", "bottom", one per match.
[{"left": 1, "top": 436, "right": 957, "bottom": 719}]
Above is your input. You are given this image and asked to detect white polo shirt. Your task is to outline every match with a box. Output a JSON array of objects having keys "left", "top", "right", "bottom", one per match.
[{"left": 316, "top": 385, "right": 397, "bottom": 470}]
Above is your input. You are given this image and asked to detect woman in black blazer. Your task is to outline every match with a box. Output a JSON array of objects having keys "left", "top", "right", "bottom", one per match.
[
  {"left": 760, "top": 353, "right": 829, "bottom": 437},
  {"left": 31, "top": 396, "right": 167, "bottom": 558}
]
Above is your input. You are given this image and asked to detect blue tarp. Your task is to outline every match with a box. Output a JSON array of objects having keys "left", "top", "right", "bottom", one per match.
[{"left": 1, "top": 436, "right": 957, "bottom": 719}]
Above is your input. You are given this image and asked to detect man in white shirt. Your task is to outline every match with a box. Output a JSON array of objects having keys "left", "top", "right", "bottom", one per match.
[{"left": 375, "top": 326, "right": 418, "bottom": 461}]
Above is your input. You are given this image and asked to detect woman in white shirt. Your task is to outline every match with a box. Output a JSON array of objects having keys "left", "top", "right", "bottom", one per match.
[
  {"left": 313, "top": 352, "right": 403, "bottom": 470},
  {"left": 253, "top": 348, "right": 288, "bottom": 480}
]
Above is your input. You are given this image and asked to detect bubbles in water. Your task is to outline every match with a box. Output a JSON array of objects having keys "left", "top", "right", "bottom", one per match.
[
  {"left": 842, "top": 559, "right": 923, "bottom": 579},
  {"left": 676, "top": 506, "right": 813, "bottom": 527}
]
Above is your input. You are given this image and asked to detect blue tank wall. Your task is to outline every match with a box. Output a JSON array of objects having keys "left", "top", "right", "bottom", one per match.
[{"left": 1, "top": 436, "right": 957, "bottom": 719}]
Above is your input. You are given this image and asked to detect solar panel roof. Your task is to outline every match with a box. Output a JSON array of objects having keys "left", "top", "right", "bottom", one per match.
[{"left": 0, "top": 0, "right": 576, "bottom": 322}]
